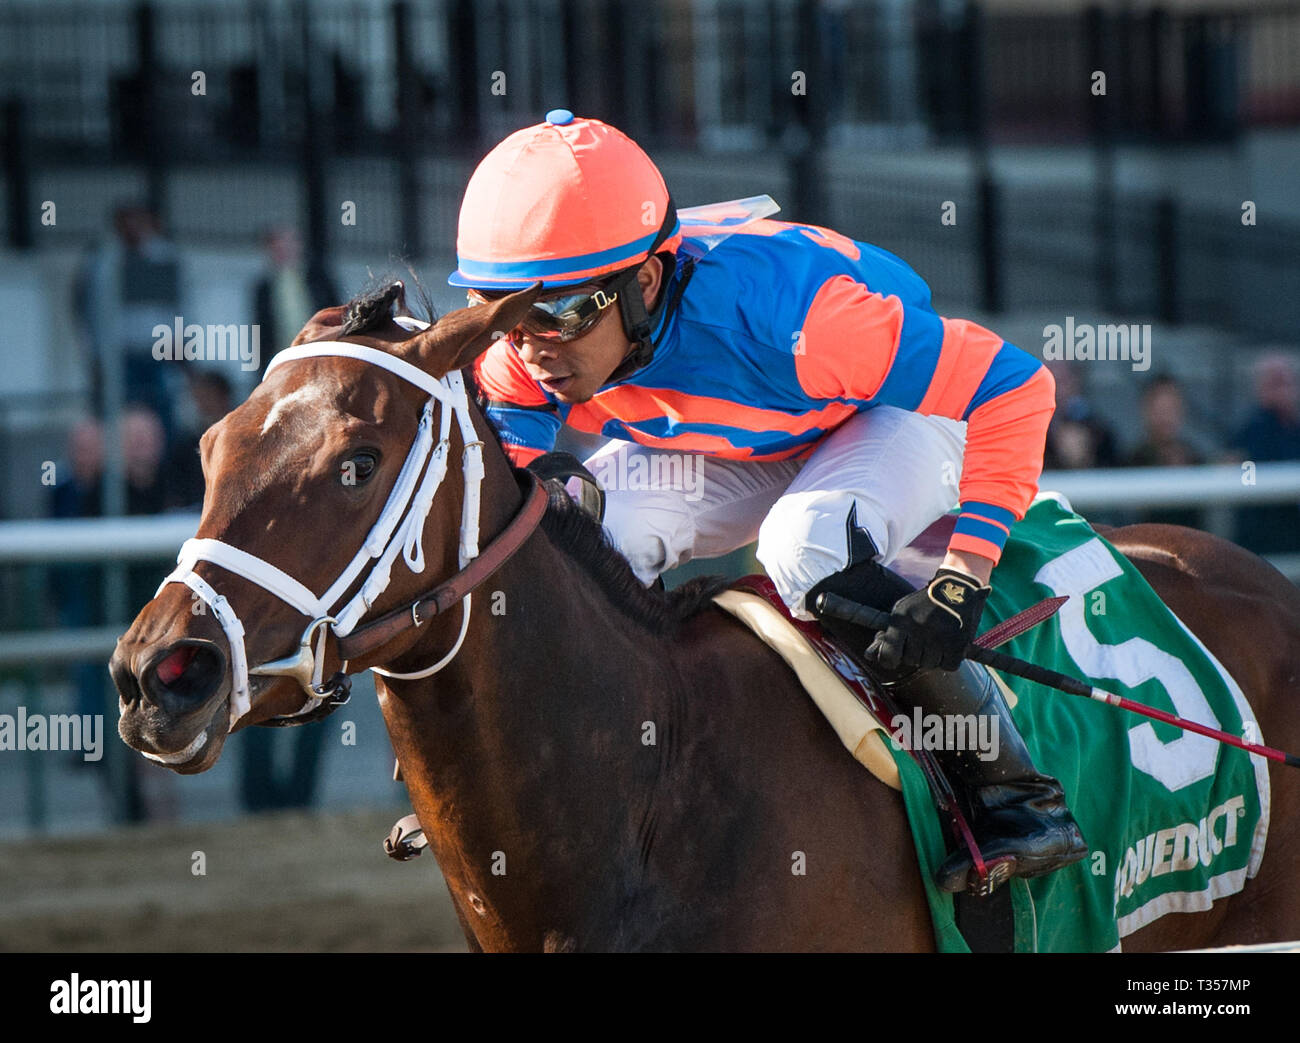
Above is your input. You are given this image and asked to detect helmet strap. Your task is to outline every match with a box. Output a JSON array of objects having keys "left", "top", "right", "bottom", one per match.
[{"left": 609, "top": 195, "right": 683, "bottom": 379}]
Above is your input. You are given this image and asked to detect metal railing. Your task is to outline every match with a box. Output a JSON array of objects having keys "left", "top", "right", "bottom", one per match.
[{"left": 4, "top": 1, "right": 1298, "bottom": 159}]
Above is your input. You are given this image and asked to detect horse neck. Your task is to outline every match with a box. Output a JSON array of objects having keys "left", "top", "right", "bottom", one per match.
[{"left": 374, "top": 393, "right": 678, "bottom": 947}]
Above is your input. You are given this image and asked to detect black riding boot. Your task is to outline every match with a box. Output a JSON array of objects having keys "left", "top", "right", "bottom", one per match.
[
  {"left": 885, "top": 661, "right": 1088, "bottom": 895},
  {"left": 808, "top": 557, "right": 1088, "bottom": 896}
]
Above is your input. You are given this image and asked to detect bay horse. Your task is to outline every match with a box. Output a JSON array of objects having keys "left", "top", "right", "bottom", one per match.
[{"left": 110, "top": 284, "right": 1300, "bottom": 951}]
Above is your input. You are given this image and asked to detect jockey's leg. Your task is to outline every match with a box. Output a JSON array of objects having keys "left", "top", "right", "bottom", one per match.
[
  {"left": 887, "top": 662, "right": 1088, "bottom": 895},
  {"left": 583, "top": 438, "right": 802, "bottom": 585},
  {"left": 756, "top": 405, "right": 965, "bottom": 619},
  {"left": 756, "top": 406, "right": 1086, "bottom": 896}
]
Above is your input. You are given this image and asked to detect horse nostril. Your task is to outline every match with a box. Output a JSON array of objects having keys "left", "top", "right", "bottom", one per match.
[
  {"left": 110, "top": 650, "right": 144, "bottom": 709},
  {"left": 143, "top": 642, "right": 226, "bottom": 711},
  {"left": 155, "top": 646, "right": 197, "bottom": 686}
]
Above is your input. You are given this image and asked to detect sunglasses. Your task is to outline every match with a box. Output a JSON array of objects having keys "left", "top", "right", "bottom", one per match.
[{"left": 467, "top": 277, "right": 623, "bottom": 342}]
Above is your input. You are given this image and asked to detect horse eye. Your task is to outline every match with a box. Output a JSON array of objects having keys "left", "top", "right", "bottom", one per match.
[{"left": 341, "top": 451, "right": 378, "bottom": 485}]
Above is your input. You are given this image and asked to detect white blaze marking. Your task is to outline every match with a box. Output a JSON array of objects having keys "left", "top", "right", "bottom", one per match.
[{"left": 262, "top": 385, "right": 330, "bottom": 434}]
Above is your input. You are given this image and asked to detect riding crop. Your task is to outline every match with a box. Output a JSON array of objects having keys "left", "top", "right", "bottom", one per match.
[{"left": 814, "top": 592, "right": 1300, "bottom": 770}]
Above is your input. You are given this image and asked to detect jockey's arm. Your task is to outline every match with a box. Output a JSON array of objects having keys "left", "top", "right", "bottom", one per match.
[
  {"left": 795, "top": 273, "right": 1055, "bottom": 670},
  {"left": 473, "top": 338, "right": 565, "bottom": 467},
  {"left": 793, "top": 274, "right": 1056, "bottom": 574}
]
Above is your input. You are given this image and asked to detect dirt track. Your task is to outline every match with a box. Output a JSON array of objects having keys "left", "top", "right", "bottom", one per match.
[{"left": 0, "top": 809, "right": 470, "bottom": 952}]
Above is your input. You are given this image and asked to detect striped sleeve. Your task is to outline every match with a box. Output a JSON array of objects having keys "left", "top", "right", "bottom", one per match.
[
  {"left": 914, "top": 319, "right": 1055, "bottom": 561},
  {"left": 794, "top": 281, "right": 1054, "bottom": 563},
  {"left": 473, "top": 339, "right": 562, "bottom": 467}
]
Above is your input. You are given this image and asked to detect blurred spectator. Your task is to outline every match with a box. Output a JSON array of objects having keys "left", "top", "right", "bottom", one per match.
[
  {"left": 1231, "top": 352, "right": 1300, "bottom": 555},
  {"left": 1125, "top": 375, "right": 1203, "bottom": 468},
  {"left": 49, "top": 420, "right": 106, "bottom": 724},
  {"left": 164, "top": 370, "right": 232, "bottom": 510},
  {"left": 50, "top": 408, "right": 169, "bottom": 635},
  {"left": 47, "top": 408, "right": 173, "bottom": 815},
  {"left": 73, "top": 204, "right": 185, "bottom": 437},
  {"left": 253, "top": 226, "right": 338, "bottom": 375},
  {"left": 1121, "top": 374, "right": 1205, "bottom": 529},
  {"left": 121, "top": 405, "right": 167, "bottom": 514},
  {"left": 50, "top": 418, "right": 105, "bottom": 520},
  {"left": 119, "top": 405, "right": 173, "bottom": 614},
  {"left": 1042, "top": 361, "right": 1120, "bottom": 470}
]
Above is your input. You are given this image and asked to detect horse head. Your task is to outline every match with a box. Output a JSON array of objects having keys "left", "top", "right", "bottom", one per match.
[{"left": 110, "top": 281, "right": 542, "bottom": 773}]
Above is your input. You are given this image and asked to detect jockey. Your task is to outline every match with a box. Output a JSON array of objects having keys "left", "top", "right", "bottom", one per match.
[{"left": 451, "top": 110, "right": 1087, "bottom": 895}]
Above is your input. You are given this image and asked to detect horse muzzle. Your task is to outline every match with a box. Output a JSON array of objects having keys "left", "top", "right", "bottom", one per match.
[{"left": 111, "top": 635, "right": 232, "bottom": 771}]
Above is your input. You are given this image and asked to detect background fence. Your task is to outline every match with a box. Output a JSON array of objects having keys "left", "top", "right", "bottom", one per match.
[{"left": 4, "top": 0, "right": 1300, "bottom": 334}]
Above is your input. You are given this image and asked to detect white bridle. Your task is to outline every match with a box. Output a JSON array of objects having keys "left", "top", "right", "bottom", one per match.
[{"left": 150, "top": 321, "right": 484, "bottom": 754}]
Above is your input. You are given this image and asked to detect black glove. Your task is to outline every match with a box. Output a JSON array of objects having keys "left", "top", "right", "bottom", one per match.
[{"left": 866, "top": 568, "right": 991, "bottom": 672}]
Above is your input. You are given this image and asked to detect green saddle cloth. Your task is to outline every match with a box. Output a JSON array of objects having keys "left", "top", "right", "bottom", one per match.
[{"left": 893, "top": 494, "right": 1270, "bottom": 953}]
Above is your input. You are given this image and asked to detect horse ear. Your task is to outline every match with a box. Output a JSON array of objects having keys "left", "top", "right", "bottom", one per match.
[
  {"left": 290, "top": 305, "right": 346, "bottom": 347},
  {"left": 402, "top": 283, "right": 543, "bottom": 376}
]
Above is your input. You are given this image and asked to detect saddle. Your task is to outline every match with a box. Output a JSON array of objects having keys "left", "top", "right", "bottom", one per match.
[{"left": 714, "top": 513, "right": 1021, "bottom": 796}]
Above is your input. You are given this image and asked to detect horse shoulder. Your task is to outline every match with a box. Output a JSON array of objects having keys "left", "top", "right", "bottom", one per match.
[{"left": 665, "top": 604, "right": 933, "bottom": 950}]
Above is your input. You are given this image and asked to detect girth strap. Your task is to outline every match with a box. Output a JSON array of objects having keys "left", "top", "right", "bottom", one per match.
[{"left": 336, "top": 472, "right": 550, "bottom": 664}]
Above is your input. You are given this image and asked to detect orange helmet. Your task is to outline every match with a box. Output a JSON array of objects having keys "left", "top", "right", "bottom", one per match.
[{"left": 449, "top": 110, "right": 681, "bottom": 289}]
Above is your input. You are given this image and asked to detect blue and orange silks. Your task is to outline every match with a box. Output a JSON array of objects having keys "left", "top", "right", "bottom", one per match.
[{"left": 474, "top": 218, "right": 1054, "bottom": 564}]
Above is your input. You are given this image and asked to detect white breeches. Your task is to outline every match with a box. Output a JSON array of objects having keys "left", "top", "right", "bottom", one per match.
[{"left": 583, "top": 406, "right": 967, "bottom": 619}]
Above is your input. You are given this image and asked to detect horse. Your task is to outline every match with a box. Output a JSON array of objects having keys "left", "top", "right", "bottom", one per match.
[{"left": 110, "top": 283, "right": 1300, "bottom": 951}]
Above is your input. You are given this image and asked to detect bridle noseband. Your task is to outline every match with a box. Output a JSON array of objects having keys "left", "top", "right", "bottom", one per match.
[{"left": 152, "top": 323, "right": 547, "bottom": 739}]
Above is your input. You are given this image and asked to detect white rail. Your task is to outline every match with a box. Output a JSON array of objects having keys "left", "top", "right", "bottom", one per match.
[
  {"left": 1041, "top": 463, "right": 1300, "bottom": 510},
  {"left": 0, "top": 513, "right": 199, "bottom": 564},
  {"left": 0, "top": 514, "right": 199, "bottom": 666},
  {"left": 3, "top": 463, "right": 1298, "bottom": 563}
]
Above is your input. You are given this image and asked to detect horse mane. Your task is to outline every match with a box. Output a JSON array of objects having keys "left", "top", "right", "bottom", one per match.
[
  {"left": 532, "top": 481, "right": 731, "bottom": 636},
  {"left": 338, "top": 279, "right": 730, "bottom": 637}
]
